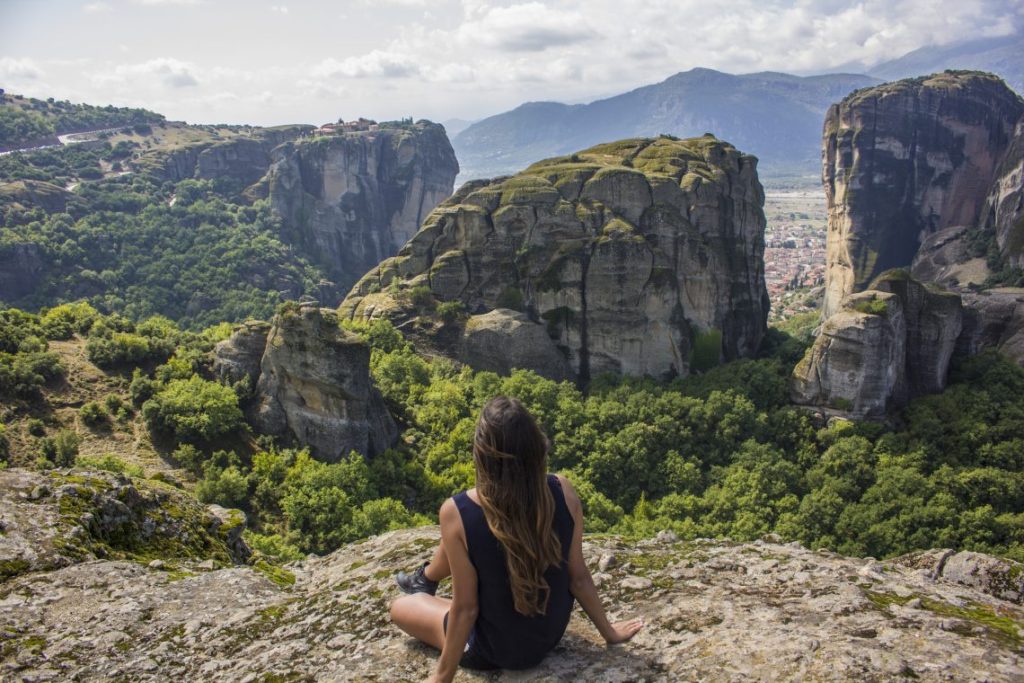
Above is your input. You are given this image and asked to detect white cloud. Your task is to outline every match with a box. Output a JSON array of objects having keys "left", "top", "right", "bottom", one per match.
[
  {"left": 270, "top": 5, "right": 289, "bottom": 14},
  {"left": 312, "top": 51, "right": 420, "bottom": 79},
  {"left": 456, "top": 2, "right": 595, "bottom": 52},
  {"left": 359, "top": 0, "right": 427, "bottom": 5},
  {"left": 0, "top": 57, "right": 44, "bottom": 81},
  {"left": 83, "top": 2, "right": 113, "bottom": 13},
  {"left": 132, "top": 0, "right": 200, "bottom": 5},
  {"left": 95, "top": 58, "right": 201, "bottom": 88}
]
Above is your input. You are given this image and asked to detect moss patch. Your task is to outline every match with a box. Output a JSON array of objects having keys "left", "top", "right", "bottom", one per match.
[{"left": 254, "top": 560, "right": 296, "bottom": 587}]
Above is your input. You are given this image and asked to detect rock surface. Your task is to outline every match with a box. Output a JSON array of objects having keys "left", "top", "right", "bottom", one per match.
[
  {"left": 342, "top": 135, "right": 769, "bottom": 383},
  {"left": 791, "top": 291, "right": 907, "bottom": 418},
  {"left": 821, "top": 71, "right": 1024, "bottom": 318},
  {"left": 268, "top": 122, "right": 458, "bottom": 294},
  {"left": 980, "top": 119, "right": 1024, "bottom": 270},
  {"left": 460, "top": 308, "right": 571, "bottom": 381},
  {"left": 129, "top": 125, "right": 312, "bottom": 186},
  {"left": 254, "top": 303, "right": 397, "bottom": 460},
  {"left": 792, "top": 272, "right": 964, "bottom": 418},
  {"left": 957, "top": 288, "right": 1024, "bottom": 365},
  {"left": 0, "top": 241, "right": 47, "bottom": 302},
  {"left": 0, "top": 469, "right": 248, "bottom": 581},
  {"left": 211, "top": 320, "right": 272, "bottom": 387},
  {"left": 3, "top": 523, "right": 1023, "bottom": 682}
]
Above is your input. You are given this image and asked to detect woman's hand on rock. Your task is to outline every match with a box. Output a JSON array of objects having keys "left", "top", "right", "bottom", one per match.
[{"left": 605, "top": 617, "right": 644, "bottom": 644}]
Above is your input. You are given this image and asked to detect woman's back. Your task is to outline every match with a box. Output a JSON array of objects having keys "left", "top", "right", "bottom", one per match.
[{"left": 453, "top": 474, "right": 575, "bottom": 669}]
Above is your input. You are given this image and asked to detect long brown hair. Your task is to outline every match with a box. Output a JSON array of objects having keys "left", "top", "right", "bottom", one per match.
[{"left": 473, "top": 396, "right": 563, "bottom": 616}]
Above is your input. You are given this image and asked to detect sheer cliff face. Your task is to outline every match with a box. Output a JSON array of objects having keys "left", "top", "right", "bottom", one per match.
[
  {"left": 342, "top": 135, "right": 769, "bottom": 382},
  {"left": 822, "top": 71, "right": 1024, "bottom": 318},
  {"left": 267, "top": 123, "right": 459, "bottom": 294},
  {"left": 981, "top": 120, "right": 1024, "bottom": 270}
]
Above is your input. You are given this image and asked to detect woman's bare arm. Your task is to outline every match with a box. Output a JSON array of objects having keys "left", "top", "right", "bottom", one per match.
[
  {"left": 557, "top": 475, "right": 644, "bottom": 644},
  {"left": 429, "top": 499, "right": 479, "bottom": 683}
]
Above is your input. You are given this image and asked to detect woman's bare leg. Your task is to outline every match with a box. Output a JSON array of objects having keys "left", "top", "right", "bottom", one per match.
[
  {"left": 389, "top": 593, "right": 450, "bottom": 650},
  {"left": 423, "top": 537, "right": 451, "bottom": 582}
]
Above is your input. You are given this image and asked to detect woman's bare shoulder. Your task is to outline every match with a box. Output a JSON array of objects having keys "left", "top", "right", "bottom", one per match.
[{"left": 553, "top": 474, "right": 581, "bottom": 508}]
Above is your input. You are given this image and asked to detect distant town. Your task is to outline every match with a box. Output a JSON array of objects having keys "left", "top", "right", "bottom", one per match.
[{"left": 762, "top": 190, "right": 827, "bottom": 321}]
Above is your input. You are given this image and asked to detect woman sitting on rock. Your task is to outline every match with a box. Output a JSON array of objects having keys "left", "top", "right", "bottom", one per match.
[{"left": 390, "top": 395, "right": 644, "bottom": 682}]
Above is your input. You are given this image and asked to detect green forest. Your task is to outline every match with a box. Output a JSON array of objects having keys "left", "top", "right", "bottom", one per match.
[
  {"left": 0, "top": 93, "right": 164, "bottom": 148},
  {"left": 2, "top": 300, "right": 1022, "bottom": 567},
  {"left": 1, "top": 141, "right": 326, "bottom": 328}
]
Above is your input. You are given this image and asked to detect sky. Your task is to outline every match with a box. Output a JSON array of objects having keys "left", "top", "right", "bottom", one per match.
[{"left": 1, "top": 0, "right": 1022, "bottom": 127}]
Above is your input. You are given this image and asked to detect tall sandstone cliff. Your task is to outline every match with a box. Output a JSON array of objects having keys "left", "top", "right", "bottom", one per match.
[
  {"left": 796, "top": 72, "right": 1024, "bottom": 418},
  {"left": 821, "top": 71, "right": 1024, "bottom": 318},
  {"left": 268, "top": 122, "right": 459, "bottom": 294},
  {"left": 341, "top": 135, "right": 769, "bottom": 383}
]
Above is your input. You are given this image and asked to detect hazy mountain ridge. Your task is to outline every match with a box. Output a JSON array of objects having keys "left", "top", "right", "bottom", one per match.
[
  {"left": 453, "top": 68, "right": 881, "bottom": 181},
  {"left": 869, "top": 34, "right": 1024, "bottom": 94}
]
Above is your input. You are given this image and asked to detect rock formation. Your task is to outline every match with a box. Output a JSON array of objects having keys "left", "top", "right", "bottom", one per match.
[
  {"left": 795, "top": 72, "right": 1024, "bottom": 416},
  {"left": 979, "top": 119, "right": 1024, "bottom": 271},
  {"left": 342, "top": 135, "right": 769, "bottom": 383},
  {"left": 821, "top": 71, "right": 1024, "bottom": 318},
  {"left": 3, "top": 514, "right": 1023, "bottom": 681},
  {"left": 267, "top": 122, "right": 459, "bottom": 294},
  {"left": 460, "top": 308, "right": 572, "bottom": 381},
  {"left": 252, "top": 304, "right": 397, "bottom": 461},
  {"left": 129, "top": 125, "right": 313, "bottom": 186},
  {"left": 0, "top": 241, "right": 46, "bottom": 302},
  {"left": 957, "top": 288, "right": 1024, "bottom": 363},
  {"left": 792, "top": 271, "right": 962, "bottom": 418},
  {"left": 211, "top": 320, "right": 271, "bottom": 387},
  {"left": 0, "top": 469, "right": 250, "bottom": 579}
]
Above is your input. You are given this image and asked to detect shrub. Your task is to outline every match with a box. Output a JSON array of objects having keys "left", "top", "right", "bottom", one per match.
[
  {"left": 38, "top": 429, "right": 80, "bottom": 467},
  {"left": 129, "top": 370, "right": 156, "bottom": 405},
  {"left": 437, "top": 300, "right": 466, "bottom": 324},
  {"left": 40, "top": 302, "right": 99, "bottom": 340},
  {"left": 171, "top": 443, "right": 206, "bottom": 474},
  {"left": 244, "top": 531, "right": 304, "bottom": 563},
  {"left": 196, "top": 465, "right": 250, "bottom": 508},
  {"left": 26, "top": 418, "right": 46, "bottom": 436},
  {"left": 0, "top": 423, "right": 8, "bottom": 463},
  {"left": 142, "top": 376, "right": 244, "bottom": 442},
  {"left": 79, "top": 401, "right": 109, "bottom": 428},
  {"left": 77, "top": 453, "right": 144, "bottom": 478},
  {"left": 86, "top": 332, "right": 173, "bottom": 368}
]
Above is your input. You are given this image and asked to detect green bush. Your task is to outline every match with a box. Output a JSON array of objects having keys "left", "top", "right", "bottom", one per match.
[
  {"left": 79, "top": 400, "right": 109, "bottom": 428},
  {"left": 40, "top": 302, "right": 99, "bottom": 340},
  {"left": 244, "top": 531, "right": 304, "bottom": 563},
  {"left": 142, "top": 375, "right": 244, "bottom": 442},
  {"left": 0, "top": 424, "right": 8, "bottom": 463},
  {"left": 437, "top": 300, "right": 466, "bottom": 323},
  {"left": 196, "top": 464, "right": 250, "bottom": 508},
  {"left": 0, "top": 350, "right": 64, "bottom": 398},
  {"left": 76, "top": 453, "right": 143, "bottom": 478},
  {"left": 38, "top": 429, "right": 80, "bottom": 467}
]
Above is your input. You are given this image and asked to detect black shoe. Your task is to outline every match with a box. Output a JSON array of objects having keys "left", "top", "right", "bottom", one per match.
[{"left": 396, "top": 562, "right": 439, "bottom": 595}]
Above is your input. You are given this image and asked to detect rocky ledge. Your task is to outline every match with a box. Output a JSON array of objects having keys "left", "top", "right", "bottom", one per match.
[{"left": 3, "top": 517, "right": 1022, "bottom": 680}]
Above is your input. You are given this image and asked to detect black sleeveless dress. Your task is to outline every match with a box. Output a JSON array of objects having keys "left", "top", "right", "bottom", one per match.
[{"left": 450, "top": 474, "right": 575, "bottom": 669}]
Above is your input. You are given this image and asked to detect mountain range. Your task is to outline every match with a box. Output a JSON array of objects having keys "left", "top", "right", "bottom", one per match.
[{"left": 452, "top": 34, "right": 1024, "bottom": 183}]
